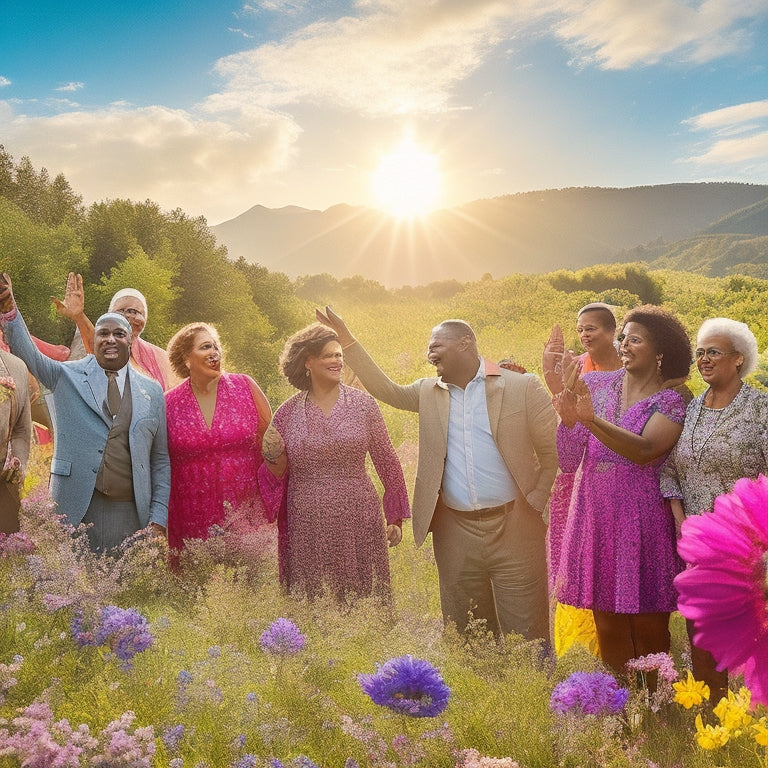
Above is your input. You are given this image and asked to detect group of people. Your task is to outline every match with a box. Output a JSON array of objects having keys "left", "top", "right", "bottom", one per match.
[{"left": 0, "top": 272, "right": 761, "bottom": 697}]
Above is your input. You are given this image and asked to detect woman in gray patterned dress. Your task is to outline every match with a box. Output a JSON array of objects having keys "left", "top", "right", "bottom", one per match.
[{"left": 661, "top": 317, "right": 768, "bottom": 700}]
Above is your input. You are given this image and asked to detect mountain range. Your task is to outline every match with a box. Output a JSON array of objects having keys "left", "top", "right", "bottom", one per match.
[{"left": 211, "top": 183, "right": 768, "bottom": 287}]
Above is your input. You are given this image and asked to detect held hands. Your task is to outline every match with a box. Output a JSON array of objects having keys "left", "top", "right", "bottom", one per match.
[
  {"left": 51, "top": 272, "right": 85, "bottom": 320},
  {"left": 261, "top": 424, "right": 286, "bottom": 463},
  {"left": 315, "top": 306, "right": 354, "bottom": 347},
  {"left": 386, "top": 523, "right": 402, "bottom": 547},
  {"left": 0, "top": 273, "right": 17, "bottom": 315},
  {"left": 553, "top": 358, "right": 594, "bottom": 428}
]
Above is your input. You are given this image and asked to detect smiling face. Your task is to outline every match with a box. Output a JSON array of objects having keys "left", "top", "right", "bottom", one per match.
[
  {"left": 577, "top": 310, "right": 616, "bottom": 359},
  {"left": 185, "top": 330, "right": 222, "bottom": 380},
  {"left": 695, "top": 332, "right": 743, "bottom": 389},
  {"left": 618, "top": 322, "right": 658, "bottom": 375},
  {"left": 94, "top": 317, "right": 132, "bottom": 371},
  {"left": 111, "top": 295, "right": 147, "bottom": 337},
  {"left": 426, "top": 326, "right": 467, "bottom": 381},
  {"left": 305, "top": 340, "right": 343, "bottom": 388}
]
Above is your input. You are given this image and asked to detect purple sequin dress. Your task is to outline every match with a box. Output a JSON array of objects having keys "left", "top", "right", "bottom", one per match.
[{"left": 555, "top": 369, "right": 686, "bottom": 614}]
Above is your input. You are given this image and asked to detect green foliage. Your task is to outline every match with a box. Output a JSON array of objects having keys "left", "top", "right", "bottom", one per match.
[
  {"left": 0, "top": 146, "right": 84, "bottom": 228},
  {"left": 91, "top": 245, "right": 179, "bottom": 344},
  {"left": 549, "top": 263, "right": 663, "bottom": 305}
]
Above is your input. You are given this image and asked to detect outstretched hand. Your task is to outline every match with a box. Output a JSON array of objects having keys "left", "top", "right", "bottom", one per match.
[
  {"left": 553, "top": 358, "right": 594, "bottom": 428},
  {"left": 542, "top": 325, "right": 579, "bottom": 395},
  {"left": 51, "top": 272, "right": 84, "bottom": 319},
  {"left": 0, "top": 273, "right": 16, "bottom": 315},
  {"left": 315, "top": 305, "right": 355, "bottom": 347},
  {"left": 542, "top": 325, "right": 565, "bottom": 394}
]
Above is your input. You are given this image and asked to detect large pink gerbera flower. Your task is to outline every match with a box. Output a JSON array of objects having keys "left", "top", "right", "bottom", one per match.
[{"left": 675, "top": 475, "right": 768, "bottom": 705}]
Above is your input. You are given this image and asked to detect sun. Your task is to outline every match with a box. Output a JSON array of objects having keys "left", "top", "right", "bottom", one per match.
[{"left": 372, "top": 137, "right": 442, "bottom": 218}]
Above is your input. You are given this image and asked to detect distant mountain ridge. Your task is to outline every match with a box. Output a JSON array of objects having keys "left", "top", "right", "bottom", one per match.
[{"left": 212, "top": 183, "right": 768, "bottom": 287}]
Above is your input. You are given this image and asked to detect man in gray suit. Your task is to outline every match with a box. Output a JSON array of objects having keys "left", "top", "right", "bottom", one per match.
[{"left": 0, "top": 273, "right": 170, "bottom": 552}]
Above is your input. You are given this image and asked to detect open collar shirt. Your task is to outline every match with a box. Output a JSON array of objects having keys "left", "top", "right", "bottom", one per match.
[{"left": 440, "top": 359, "right": 516, "bottom": 511}]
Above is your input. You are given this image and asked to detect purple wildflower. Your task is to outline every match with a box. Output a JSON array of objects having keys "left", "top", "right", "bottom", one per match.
[
  {"left": 0, "top": 531, "right": 35, "bottom": 556},
  {"left": 259, "top": 618, "right": 307, "bottom": 656},
  {"left": 358, "top": 655, "right": 451, "bottom": 718},
  {"left": 71, "top": 606, "right": 153, "bottom": 667},
  {"left": 161, "top": 724, "right": 185, "bottom": 751},
  {"left": 177, "top": 670, "right": 193, "bottom": 685},
  {"left": 550, "top": 671, "right": 629, "bottom": 716},
  {"left": 233, "top": 756, "right": 258, "bottom": 768},
  {"left": 95, "top": 606, "right": 154, "bottom": 662},
  {"left": 626, "top": 653, "right": 677, "bottom": 684}
]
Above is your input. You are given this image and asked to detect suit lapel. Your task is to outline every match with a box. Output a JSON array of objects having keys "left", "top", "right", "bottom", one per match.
[
  {"left": 81, "top": 357, "right": 113, "bottom": 425},
  {"left": 485, "top": 364, "right": 504, "bottom": 443}
]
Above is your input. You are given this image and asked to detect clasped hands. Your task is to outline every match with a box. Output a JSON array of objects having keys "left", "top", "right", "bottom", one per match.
[{"left": 543, "top": 325, "right": 594, "bottom": 428}]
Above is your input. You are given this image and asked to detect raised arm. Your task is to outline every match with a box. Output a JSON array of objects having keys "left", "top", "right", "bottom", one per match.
[
  {"left": 316, "top": 306, "right": 421, "bottom": 412},
  {"left": 0, "top": 273, "right": 63, "bottom": 390},
  {"left": 51, "top": 272, "right": 95, "bottom": 354}
]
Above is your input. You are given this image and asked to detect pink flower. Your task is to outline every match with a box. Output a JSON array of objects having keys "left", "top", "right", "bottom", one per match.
[{"left": 675, "top": 474, "right": 768, "bottom": 705}]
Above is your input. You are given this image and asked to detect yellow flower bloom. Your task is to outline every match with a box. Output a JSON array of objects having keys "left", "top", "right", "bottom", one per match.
[
  {"left": 695, "top": 714, "right": 731, "bottom": 750},
  {"left": 713, "top": 689, "right": 753, "bottom": 733},
  {"left": 673, "top": 670, "right": 710, "bottom": 709},
  {"left": 753, "top": 717, "right": 768, "bottom": 747}
]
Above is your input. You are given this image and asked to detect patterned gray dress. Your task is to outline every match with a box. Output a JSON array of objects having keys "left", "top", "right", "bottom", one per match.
[{"left": 661, "top": 383, "right": 768, "bottom": 516}]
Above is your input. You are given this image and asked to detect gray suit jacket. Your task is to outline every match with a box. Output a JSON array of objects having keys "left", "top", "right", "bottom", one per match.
[
  {"left": 344, "top": 341, "right": 558, "bottom": 546},
  {"left": 3, "top": 311, "right": 170, "bottom": 528}
]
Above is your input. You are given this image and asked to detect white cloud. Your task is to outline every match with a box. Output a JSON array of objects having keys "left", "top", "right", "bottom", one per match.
[
  {"left": 685, "top": 99, "right": 768, "bottom": 131},
  {"left": 0, "top": 102, "right": 301, "bottom": 222},
  {"left": 551, "top": 0, "right": 766, "bottom": 69},
  {"left": 55, "top": 82, "right": 85, "bottom": 92},
  {"left": 210, "top": 1, "right": 537, "bottom": 117},
  {"left": 683, "top": 99, "right": 768, "bottom": 170},
  {"left": 0, "top": 76, "right": 11, "bottom": 87}
]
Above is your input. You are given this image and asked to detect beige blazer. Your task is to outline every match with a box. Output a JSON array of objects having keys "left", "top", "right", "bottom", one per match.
[
  {"left": 0, "top": 349, "right": 31, "bottom": 472},
  {"left": 344, "top": 342, "right": 558, "bottom": 547}
]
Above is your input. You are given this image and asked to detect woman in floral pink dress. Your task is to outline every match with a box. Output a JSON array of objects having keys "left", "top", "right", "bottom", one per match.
[
  {"left": 258, "top": 323, "right": 410, "bottom": 601},
  {"left": 165, "top": 323, "right": 271, "bottom": 554}
]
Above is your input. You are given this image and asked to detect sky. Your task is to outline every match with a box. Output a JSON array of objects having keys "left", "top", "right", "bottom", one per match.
[{"left": 1, "top": 0, "right": 767, "bottom": 225}]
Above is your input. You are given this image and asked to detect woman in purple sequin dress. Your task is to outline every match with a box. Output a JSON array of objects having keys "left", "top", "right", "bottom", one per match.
[{"left": 553, "top": 306, "right": 692, "bottom": 676}]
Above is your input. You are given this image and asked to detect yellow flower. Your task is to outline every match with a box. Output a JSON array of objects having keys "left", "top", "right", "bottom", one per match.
[
  {"left": 673, "top": 670, "right": 710, "bottom": 709},
  {"left": 695, "top": 714, "right": 731, "bottom": 750},
  {"left": 753, "top": 717, "right": 768, "bottom": 747},
  {"left": 713, "top": 689, "right": 754, "bottom": 733}
]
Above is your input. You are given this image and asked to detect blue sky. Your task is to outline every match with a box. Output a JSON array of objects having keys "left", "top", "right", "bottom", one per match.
[{"left": 1, "top": 0, "right": 767, "bottom": 224}]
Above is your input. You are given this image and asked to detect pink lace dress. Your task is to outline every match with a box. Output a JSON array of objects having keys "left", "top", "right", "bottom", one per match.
[
  {"left": 166, "top": 373, "right": 266, "bottom": 551},
  {"left": 258, "top": 385, "right": 410, "bottom": 600},
  {"left": 555, "top": 369, "right": 686, "bottom": 614}
]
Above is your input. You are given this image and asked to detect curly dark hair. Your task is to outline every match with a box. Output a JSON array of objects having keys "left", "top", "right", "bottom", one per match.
[
  {"left": 166, "top": 322, "right": 223, "bottom": 380},
  {"left": 620, "top": 305, "right": 692, "bottom": 379},
  {"left": 280, "top": 323, "right": 339, "bottom": 390}
]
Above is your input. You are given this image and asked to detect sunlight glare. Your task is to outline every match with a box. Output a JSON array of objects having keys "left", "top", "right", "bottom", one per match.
[{"left": 372, "top": 137, "right": 442, "bottom": 218}]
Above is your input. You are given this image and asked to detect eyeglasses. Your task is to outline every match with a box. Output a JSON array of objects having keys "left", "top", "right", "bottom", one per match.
[
  {"left": 694, "top": 348, "right": 737, "bottom": 360},
  {"left": 116, "top": 308, "right": 144, "bottom": 318}
]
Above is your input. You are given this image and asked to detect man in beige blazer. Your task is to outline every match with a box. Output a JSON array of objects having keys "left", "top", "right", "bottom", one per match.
[{"left": 318, "top": 308, "right": 557, "bottom": 641}]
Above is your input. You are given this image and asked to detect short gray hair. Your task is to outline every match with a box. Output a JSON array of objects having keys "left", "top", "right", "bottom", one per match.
[{"left": 697, "top": 317, "right": 759, "bottom": 378}]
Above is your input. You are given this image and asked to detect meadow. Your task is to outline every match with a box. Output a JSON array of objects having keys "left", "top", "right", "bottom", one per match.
[{"left": 2, "top": 266, "right": 768, "bottom": 767}]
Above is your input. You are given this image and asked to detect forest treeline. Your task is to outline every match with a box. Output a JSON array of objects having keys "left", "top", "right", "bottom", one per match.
[{"left": 2, "top": 148, "right": 768, "bottom": 406}]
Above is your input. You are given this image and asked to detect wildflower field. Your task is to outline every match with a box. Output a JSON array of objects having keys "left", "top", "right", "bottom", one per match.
[
  {"left": 4, "top": 272, "right": 768, "bottom": 768},
  {"left": 1, "top": 479, "right": 767, "bottom": 768}
]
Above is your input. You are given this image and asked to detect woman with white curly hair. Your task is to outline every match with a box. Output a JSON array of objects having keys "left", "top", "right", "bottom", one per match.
[{"left": 662, "top": 316, "right": 768, "bottom": 700}]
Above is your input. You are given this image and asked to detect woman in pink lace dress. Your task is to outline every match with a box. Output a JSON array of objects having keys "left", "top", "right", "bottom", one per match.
[
  {"left": 165, "top": 323, "right": 271, "bottom": 555},
  {"left": 553, "top": 306, "right": 692, "bottom": 676},
  {"left": 258, "top": 323, "right": 410, "bottom": 601}
]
